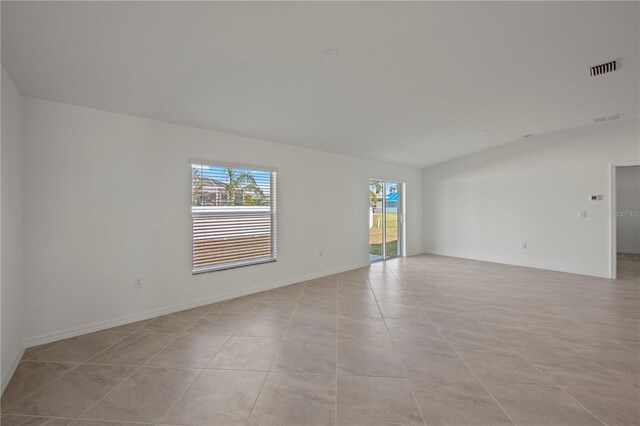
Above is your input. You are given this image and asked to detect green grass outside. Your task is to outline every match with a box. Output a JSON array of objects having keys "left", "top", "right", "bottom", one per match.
[
  {"left": 369, "top": 212, "right": 399, "bottom": 257},
  {"left": 384, "top": 213, "right": 397, "bottom": 228},
  {"left": 370, "top": 212, "right": 398, "bottom": 230},
  {"left": 369, "top": 240, "right": 399, "bottom": 257}
]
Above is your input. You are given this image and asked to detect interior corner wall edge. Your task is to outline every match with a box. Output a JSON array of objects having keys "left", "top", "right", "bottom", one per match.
[
  {"left": 21, "top": 97, "right": 424, "bottom": 342},
  {"left": 1, "top": 67, "right": 26, "bottom": 389},
  {"left": 422, "top": 119, "right": 640, "bottom": 278}
]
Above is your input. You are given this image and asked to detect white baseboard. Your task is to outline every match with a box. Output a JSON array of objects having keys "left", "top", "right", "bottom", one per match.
[
  {"left": 2, "top": 344, "right": 25, "bottom": 395},
  {"left": 421, "top": 251, "right": 611, "bottom": 279},
  {"left": 24, "top": 261, "right": 371, "bottom": 348}
]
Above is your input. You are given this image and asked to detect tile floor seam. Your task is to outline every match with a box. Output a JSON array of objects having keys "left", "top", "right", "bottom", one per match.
[
  {"left": 181, "top": 334, "right": 233, "bottom": 370},
  {"left": 244, "top": 281, "right": 306, "bottom": 426},
  {"left": 617, "top": 340, "right": 639, "bottom": 353},
  {"left": 72, "top": 305, "right": 214, "bottom": 423},
  {"left": 156, "top": 366, "right": 207, "bottom": 425},
  {"left": 512, "top": 351, "right": 611, "bottom": 426},
  {"left": 2, "top": 413, "right": 76, "bottom": 422},
  {"left": 450, "top": 319, "right": 613, "bottom": 426},
  {"left": 70, "top": 417, "right": 157, "bottom": 425},
  {"left": 80, "top": 331, "right": 142, "bottom": 364},
  {"left": 199, "top": 365, "right": 270, "bottom": 372},
  {"left": 246, "top": 291, "right": 269, "bottom": 315},
  {"left": 566, "top": 347, "right": 640, "bottom": 388},
  {"left": 71, "top": 365, "right": 154, "bottom": 421},
  {"left": 366, "top": 269, "right": 392, "bottom": 341},
  {"left": 17, "top": 360, "right": 83, "bottom": 366},
  {"left": 376, "top": 265, "right": 427, "bottom": 426},
  {"left": 334, "top": 273, "right": 339, "bottom": 426},
  {"left": 553, "top": 381, "right": 640, "bottom": 424},
  {"left": 21, "top": 341, "right": 66, "bottom": 361},
  {"left": 390, "top": 268, "right": 518, "bottom": 426},
  {"left": 1, "top": 331, "right": 135, "bottom": 413},
  {"left": 0, "top": 361, "right": 83, "bottom": 413}
]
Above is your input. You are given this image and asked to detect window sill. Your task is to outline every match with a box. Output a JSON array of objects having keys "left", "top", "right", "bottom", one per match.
[{"left": 192, "top": 257, "right": 277, "bottom": 275}]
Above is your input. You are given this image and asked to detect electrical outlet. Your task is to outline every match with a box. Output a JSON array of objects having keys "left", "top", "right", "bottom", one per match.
[
  {"left": 521, "top": 243, "right": 527, "bottom": 250},
  {"left": 134, "top": 278, "right": 143, "bottom": 289}
]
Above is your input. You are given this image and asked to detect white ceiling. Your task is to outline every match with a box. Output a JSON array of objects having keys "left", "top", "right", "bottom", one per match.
[{"left": 2, "top": 1, "right": 638, "bottom": 168}]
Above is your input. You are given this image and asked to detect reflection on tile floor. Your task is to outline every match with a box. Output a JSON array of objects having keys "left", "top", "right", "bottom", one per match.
[{"left": 2, "top": 254, "right": 638, "bottom": 425}]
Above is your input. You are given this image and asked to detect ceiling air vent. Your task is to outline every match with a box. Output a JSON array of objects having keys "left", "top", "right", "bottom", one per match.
[
  {"left": 594, "top": 113, "right": 624, "bottom": 123},
  {"left": 590, "top": 60, "right": 617, "bottom": 77}
]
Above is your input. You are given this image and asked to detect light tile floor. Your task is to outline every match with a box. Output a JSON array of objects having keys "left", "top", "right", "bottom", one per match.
[{"left": 2, "top": 254, "right": 638, "bottom": 425}]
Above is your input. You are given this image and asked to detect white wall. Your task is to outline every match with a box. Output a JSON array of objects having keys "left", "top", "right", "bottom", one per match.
[
  {"left": 1, "top": 68, "right": 25, "bottom": 388},
  {"left": 616, "top": 165, "right": 640, "bottom": 254},
  {"left": 423, "top": 119, "right": 640, "bottom": 278},
  {"left": 22, "top": 97, "right": 423, "bottom": 344}
]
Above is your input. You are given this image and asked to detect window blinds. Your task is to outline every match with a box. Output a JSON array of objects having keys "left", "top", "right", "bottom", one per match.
[{"left": 191, "top": 162, "right": 277, "bottom": 273}]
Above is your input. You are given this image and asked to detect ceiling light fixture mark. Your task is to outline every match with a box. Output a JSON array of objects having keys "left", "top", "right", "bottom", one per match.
[{"left": 321, "top": 49, "right": 337, "bottom": 62}]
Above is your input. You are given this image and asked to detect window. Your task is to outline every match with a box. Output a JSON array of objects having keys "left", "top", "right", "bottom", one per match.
[{"left": 191, "top": 161, "right": 277, "bottom": 274}]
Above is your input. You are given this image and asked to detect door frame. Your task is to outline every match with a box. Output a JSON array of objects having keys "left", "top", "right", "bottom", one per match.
[
  {"left": 609, "top": 160, "right": 640, "bottom": 279},
  {"left": 369, "top": 179, "right": 405, "bottom": 263}
]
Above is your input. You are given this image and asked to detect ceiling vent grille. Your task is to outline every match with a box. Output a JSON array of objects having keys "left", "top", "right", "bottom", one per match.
[
  {"left": 594, "top": 113, "right": 624, "bottom": 123},
  {"left": 590, "top": 60, "right": 617, "bottom": 77}
]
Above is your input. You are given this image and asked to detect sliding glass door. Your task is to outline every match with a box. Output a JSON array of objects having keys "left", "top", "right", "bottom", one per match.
[
  {"left": 369, "top": 181, "right": 384, "bottom": 262},
  {"left": 385, "top": 182, "right": 400, "bottom": 258},
  {"left": 369, "top": 180, "right": 403, "bottom": 262}
]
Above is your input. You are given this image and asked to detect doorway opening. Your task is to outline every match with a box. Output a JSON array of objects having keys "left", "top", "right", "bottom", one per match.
[
  {"left": 369, "top": 180, "right": 403, "bottom": 262},
  {"left": 611, "top": 163, "right": 640, "bottom": 280}
]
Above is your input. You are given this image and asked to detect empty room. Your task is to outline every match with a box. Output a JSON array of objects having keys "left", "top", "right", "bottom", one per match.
[{"left": 1, "top": 2, "right": 638, "bottom": 425}]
